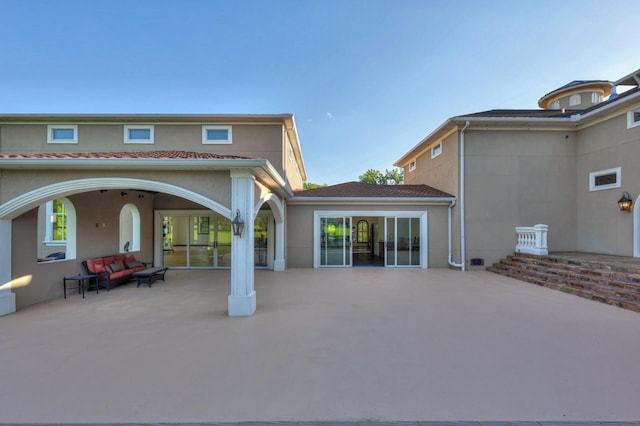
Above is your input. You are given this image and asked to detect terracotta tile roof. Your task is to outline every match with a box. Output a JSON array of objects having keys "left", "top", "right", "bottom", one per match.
[
  {"left": 0, "top": 150, "right": 254, "bottom": 160},
  {"left": 294, "top": 182, "right": 453, "bottom": 198}
]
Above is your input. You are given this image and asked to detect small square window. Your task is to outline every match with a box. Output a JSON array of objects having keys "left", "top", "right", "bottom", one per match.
[
  {"left": 431, "top": 142, "right": 442, "bottom": 158},
  {"left": 124, "top": 125, "right": 154, "bottom": 144},
  {"left": 589, "top": 167, "right": 621, "bottom": 191},
  {"left": 202, "top": 125, "right": 232, "bottom": 144},
  {"left": 627, "top": 109, "right": 640, "bottom": 129},
  {"left": 47, "top": 125, "right": 78, "bottom": 144},
  {"left": 409, "top": 161, "right": 416, "bottom": 172}
]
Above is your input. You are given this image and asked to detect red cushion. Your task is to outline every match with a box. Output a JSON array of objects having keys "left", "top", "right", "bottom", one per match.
[
  {"left": 115, "top": 254, "right": 127, "bottom": 263},
  {"left": 125, "top": 255, "right": 137, "bottom": 263},
  {"left": 109, "top": 270, "right": 131, "bottom": 280},
  {"left": 103, "top": 256, "right": 115, "bottom": 266},
  {"left": 94, "top": 264, "right": 106, "bottom": 273},
  {"left": 132, "top": 265, "right": 146, "bottom": 272},
  {"left": 86, "top": 259, "right": 104, "bottom": 273}
]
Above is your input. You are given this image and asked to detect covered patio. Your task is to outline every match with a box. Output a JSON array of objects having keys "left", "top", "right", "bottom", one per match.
[{"left": 1, "top": 268, "right": 640, "bottom": 423}]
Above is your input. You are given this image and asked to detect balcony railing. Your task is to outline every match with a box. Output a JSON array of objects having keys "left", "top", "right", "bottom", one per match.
[{"left": 515, "top": 224, "right": 548, "bottom": 255}]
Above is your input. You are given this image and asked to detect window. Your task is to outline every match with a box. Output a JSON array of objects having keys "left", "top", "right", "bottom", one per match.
[
  {"left": 202, "top": 125, "right": 232, "bottom": 144},
  {"left": 289, "top": 145, "right": 294, "bottom": 162},
  {"left": 627, "top": 109, "right": 640, "bottom": 129},
  {"left": 120, "top": 203, "right": 141, "bottom": 253},
  {"left": 356, "top": 220, "right": 369, "bottom": 243},
  {"left": 124, "top": 125, "right": 154, "bottom": 144},
  {"left": 569, "top": 94, "right": 581, "bottom": 106},
  {"left": 37, "top": 197, "right": 76, "bottom": 262},
  {"left": 47, "top": 125, "right": 78, "bottom": 144},
  {"left": 431, "top": 142, "right": 442, "bottom": 158},
  {"left": 409, "top": 160, "right": 416, "bottom": 172},
  {"left": 589, "top": 167, "right": 621, "bottom": 191},
  {"left": 551, "top": 100, "right": 560, "bottom": 109},
  {"left": 591, "top": 92, "right": 600, "bottom": 104}
]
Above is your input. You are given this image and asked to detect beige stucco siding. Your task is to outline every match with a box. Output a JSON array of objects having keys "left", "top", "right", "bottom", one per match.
[
  {"left": 576, "top": 112, "right": 640, "bottom": 255},
  {"left": 464, "top": 130, "right": 578, "bottom": 266},
  {"left": 0, "top": 123, "right": 286, "bottom": 175},
  {"left": 286, "top": 203, "right": 450, "bottom": 268},
  {"left": 404, "top": 131, "right": 459, "bottom": 197}
]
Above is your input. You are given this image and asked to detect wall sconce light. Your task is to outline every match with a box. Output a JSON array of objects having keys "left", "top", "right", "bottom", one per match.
[
  {"left": 232, "top": 209, "right": 245, "bottom": 237},
  {"left": 50, "top": 213, "right": 57, "bottom": 223},
  {"left": 121, "top": 191, "right": 128, "bottom": 196},
  {"left": 618, "top": 192, "right": 633, "bottom": 211},
  {"left": 138, "top": 194, "right": 144, "bottom": 199}
]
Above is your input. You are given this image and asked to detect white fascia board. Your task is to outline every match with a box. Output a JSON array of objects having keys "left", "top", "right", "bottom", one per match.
[
  {"left": 288, "top": 196, "right": 456, "bottom": 205},
  {"left": 0, "top": 113, "right": 294, "bottom": 125}
]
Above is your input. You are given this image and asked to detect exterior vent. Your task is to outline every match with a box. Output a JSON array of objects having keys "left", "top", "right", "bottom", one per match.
[{"left": 470, "top": 258, "right": 484, "bottom": 266}]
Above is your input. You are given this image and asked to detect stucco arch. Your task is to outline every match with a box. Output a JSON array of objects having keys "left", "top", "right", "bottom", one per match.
[
  {"left": 254, "top": 192, "right": 284, "bottom": 222},
  {"left": 0, "top": 177, "right": 231, "bottom": 221},
  {"left": 254, "top": 192, "right": 286, "bottom": 271}
]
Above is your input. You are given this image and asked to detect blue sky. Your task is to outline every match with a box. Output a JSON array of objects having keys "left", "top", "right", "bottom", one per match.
[{"left": 1, "top": 0, "right": 639, "bottom": 184}]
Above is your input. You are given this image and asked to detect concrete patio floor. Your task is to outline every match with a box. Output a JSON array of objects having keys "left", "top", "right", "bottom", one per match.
[{"left": 1, "top": 268, "right": 640, "bottom": 423}]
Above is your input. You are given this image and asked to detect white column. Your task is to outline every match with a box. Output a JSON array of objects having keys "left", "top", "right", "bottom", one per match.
[
  {"left": 273, "top": 220, "right": 285, "bottom": 271},
  {"left": 0, "top": 220, "right": 17, "bottom": 316},
  {"left": 229, "top": 171, "right": 256, "bottom": 316}
]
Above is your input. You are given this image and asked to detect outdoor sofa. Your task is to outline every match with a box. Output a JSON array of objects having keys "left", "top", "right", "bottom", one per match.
[{"left": 82, "top": 254, "right": 147, "bottom": 290}]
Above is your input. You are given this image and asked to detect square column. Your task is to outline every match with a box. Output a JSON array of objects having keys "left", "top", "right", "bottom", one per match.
[
  {"left": 229, "top": 171, "right": 256, "bottom": 316},
  {"left": 273, "top": 220, "right": 285, "bottom": 271},
  {"left": 0, "top": 220, "right": 16, "bottom": 316}
]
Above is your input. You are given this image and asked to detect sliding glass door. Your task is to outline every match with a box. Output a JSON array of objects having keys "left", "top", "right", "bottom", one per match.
[{"left": 319, "top": 216, "right": 352, "bottom": 266}]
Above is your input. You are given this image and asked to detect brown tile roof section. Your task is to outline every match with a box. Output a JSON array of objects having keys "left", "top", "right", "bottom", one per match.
[
  {"left": 0, "top": 150, "right": 254, "bottom": 160},
  {"left": 294, "top": 182, "right": 453, "bottom": 198}
]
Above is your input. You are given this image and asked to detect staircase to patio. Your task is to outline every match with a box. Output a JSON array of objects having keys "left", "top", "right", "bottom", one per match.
[{"left": 487, "top": 252, "right": 640, "bottom": 313}]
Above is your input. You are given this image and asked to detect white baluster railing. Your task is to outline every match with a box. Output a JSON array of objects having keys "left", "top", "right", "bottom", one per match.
[{"left": 515, "top": 224, "right": 548, "bottom": 255}]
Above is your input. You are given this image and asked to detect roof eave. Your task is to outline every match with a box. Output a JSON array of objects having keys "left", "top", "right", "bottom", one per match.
[{"left": 288, "top": 196, "right": 456, "bottom": 204}]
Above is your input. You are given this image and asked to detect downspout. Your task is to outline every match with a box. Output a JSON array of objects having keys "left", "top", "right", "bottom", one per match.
[
  {"left": 447, "top": 199, "right": 462, "bottom": 268},
  {"left": 448, "top": 121, "right": 470, "bottom": 270}
]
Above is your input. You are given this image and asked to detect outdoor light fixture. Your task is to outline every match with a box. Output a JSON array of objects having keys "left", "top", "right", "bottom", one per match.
[
  {"left": 618, "top": 192, "right": 633, "bottom": 211},
  {"left": 232, "top": 209, "right": 245, "bottom": 237}
]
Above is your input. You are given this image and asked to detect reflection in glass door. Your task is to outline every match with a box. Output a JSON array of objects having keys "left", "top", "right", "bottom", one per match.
[
  {"left": 162, "top": 214, "right": 231, "bottom": 269},
  {"left": 254, "top": 215, "right": 268, "bottom": 267},
  {"left": 385, "top": 217, "right": 421, "bottom": 267},
  {"left": 320, "top": 217, "right": 351, "bottom": 266}
]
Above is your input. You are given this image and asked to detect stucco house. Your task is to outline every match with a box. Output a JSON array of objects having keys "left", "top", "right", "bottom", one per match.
[
  {"left": 395, "top": 67, "right": 640, "bottom": 270},
  {"left": 1, "top": 66, "right": 639, "bottom": 318}
]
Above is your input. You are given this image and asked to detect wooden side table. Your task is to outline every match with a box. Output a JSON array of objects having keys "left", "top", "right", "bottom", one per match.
[{"left": 63, "top": 274, "right": 98, "bottom": 299}]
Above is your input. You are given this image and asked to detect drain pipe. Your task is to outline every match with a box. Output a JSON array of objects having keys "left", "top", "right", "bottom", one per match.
[
  {"left": 448, "top": 121, "right": 470, "bottom": 270},
  {"left": 447, "top": 198, "right": 463, "bottom": 268}
]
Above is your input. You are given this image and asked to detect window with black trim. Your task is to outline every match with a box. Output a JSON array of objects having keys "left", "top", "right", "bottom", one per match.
[{"left": 627, "top": 109, "right": 640, "bottom": 129}]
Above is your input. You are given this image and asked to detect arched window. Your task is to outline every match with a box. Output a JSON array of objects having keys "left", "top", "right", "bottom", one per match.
[
  {"left": 37, "top": 197, "right": 76, "bottom": 261},
  {"left": 356, "top": 220, "right": 369, "bottom": 243},
  {"left": 569, "top": 94, "right": 581, "bottom": 106},
  {"left": 120, "top": 203, "right": 141, "bottom": 253}
]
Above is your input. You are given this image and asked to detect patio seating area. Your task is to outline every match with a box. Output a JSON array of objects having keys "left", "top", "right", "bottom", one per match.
[{"left": 1, "top": 268, "right": 639, "bottom": 423}]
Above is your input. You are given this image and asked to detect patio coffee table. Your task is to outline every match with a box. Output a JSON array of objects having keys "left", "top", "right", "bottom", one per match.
[{"left": 133, "top": 267, "right": 168, "bottom": 288}]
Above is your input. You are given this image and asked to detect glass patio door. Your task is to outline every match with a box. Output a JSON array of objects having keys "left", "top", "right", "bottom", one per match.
[
  {"left": 162, "top": 214, "right": 231, "bottom": 269},
  {"left": 385, "top": 217, "right": 421, "bottom": 267},
  {"left": 319, "top": 216, "right": 352, "bottom": 266}
]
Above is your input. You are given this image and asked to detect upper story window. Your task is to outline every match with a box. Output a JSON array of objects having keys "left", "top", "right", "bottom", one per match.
[
  {"left": 589, "top": 167, "right": 621, "bottom": 191},
  {"left": 431, "top": 142, "right": 442, "bottom": 158},
  {"left": 591, "top": 92, "right": 600, "bottom": 104},
  {"left": 627, "top": 109, "right": 640, "bottom": 129},
  {"left": 409, "top": 160, "right": 416, "bottom": 172},
  {"left": 551, "top": 100, "right": 560, "bottom": 109},
  {"left": 569, "top": 94, "right": 581, "bottom": 106},
  {"left": 289, "top": 145, "right": 294, "bottom": 162},
  {"left": 124, "top": 125, "right": 154, "bottom": 144},
  {"left": 202, "top": 125, "right": 232, "bottom": 144},
  {"left": 47, "top": 125, "right": 78, "bottom": 144}
]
